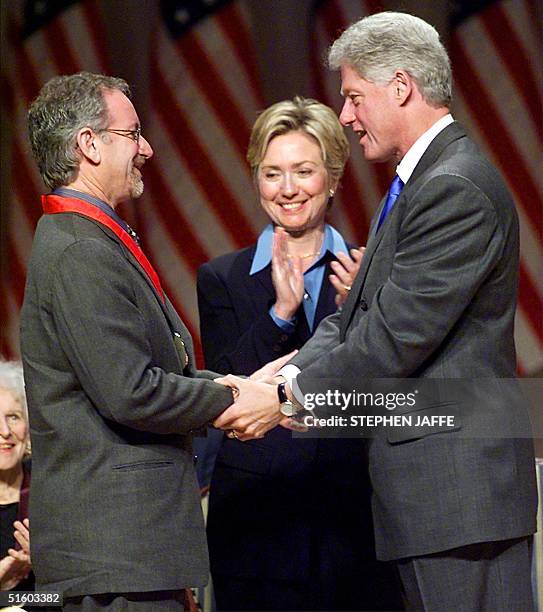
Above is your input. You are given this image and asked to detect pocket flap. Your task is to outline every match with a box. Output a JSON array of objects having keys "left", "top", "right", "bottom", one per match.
[{"left": 386, "top": 403, "right": 461, "bottom": 444}]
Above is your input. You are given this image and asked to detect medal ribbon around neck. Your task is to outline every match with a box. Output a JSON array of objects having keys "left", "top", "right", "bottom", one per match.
[{"left": 42, "top": 194, "right": 164, "bottom": 303}]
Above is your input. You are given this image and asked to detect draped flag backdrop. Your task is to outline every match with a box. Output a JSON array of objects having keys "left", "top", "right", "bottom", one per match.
[{"left": 1, "top": 0, "right": 542, "bottom": 374}]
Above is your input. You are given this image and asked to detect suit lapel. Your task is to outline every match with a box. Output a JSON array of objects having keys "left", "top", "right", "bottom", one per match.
[
  {"left": 95, "top": 222, "right": 166, "bottom": 308},
  {"left": 314, "top": 255, "right": 340, "bottom": 325},
  {"left": 239, "top": 244, "right": 273, "bottom": 301},
  {"left": 252, "top": 266, "right": 275, "bottom": 301},
  {"left": 338, "top": 122, "right": 467, "bottom": 340},
  {"left": 339, "top": 207, "right": 389, "bottom": 338},
  {"left": 97, "top": 224, "right": 191, "bottom": 367},
  {"left": 409, "top": 122, "right": 465, "bottom": 183}
]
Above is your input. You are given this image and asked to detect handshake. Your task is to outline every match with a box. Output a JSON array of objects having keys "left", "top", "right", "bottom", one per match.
[{"left": 212, "top": 351, "right": 304, "bottom": 441}]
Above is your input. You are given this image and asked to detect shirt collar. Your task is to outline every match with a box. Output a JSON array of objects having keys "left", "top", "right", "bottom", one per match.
[
  {"left": 249, "top": 224, "right": 349, "bottom": 275},
  {"left": 52, "top": 187, "right": 130, "bottom": 233},
  {"left": 396, "top": 114, "right": 454, "bottom": 185}
]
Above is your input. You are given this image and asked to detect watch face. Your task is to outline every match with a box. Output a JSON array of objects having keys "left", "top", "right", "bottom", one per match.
[{"left": 280, "top": 401, "right": 296, "bottom": 417}]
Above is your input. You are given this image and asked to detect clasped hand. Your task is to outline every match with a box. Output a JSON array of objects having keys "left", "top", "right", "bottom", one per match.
[
  {"left": 213, "top": 376, "right": 283, "bottom": 440},
  {"left": 212, "top": 350, "right": 296, "bottom": 440}
]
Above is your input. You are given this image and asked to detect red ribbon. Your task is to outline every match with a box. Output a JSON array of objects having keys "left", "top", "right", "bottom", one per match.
[{"left": 42, "top": 194, "right": 164, "bottom": 302}]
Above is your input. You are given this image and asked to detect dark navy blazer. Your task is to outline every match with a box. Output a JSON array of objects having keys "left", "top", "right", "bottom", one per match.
[{"left": 197, "top": 243, "right": 400, "bottom": 609}]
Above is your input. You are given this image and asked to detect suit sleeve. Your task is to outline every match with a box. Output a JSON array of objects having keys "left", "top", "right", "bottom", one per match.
[
  {"left": 296, "top": 174, "right": 506, "bottom": 390},
  {"left": 51, "top": 238, "right": 233, "bottom": 434},
  {"left": 197, "top": 262, "right": 295, "bottom": 374},
  {"left": 289, "top": 309, "right": 342, "bottom": 369}
]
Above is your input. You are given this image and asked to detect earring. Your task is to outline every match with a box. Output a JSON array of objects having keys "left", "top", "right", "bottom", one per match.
[{"left": 329, "top": 189, "right": 335, "bottom": 197}]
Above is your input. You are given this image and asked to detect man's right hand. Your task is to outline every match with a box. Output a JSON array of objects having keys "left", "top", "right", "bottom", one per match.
[{"left": 213, "top": 376, "right": 282, "bottom": 440}]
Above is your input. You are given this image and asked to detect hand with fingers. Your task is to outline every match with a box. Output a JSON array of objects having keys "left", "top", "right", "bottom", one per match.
[
  {"left": 0, "top": 519, "right": 32, "bottom": 590},
  {"left": 10, "top": 519, "right": 30, "bottom": 562},
  {"left": 249, "top": 350, "right": 298, "bottom": 383},
  {"left": 212, "top": 376, "right": 281, "bottom": 441},
  {"left": 329, "top": 247, "right": 365, "bottom": 306},
  {"left": 271, "top": 227, "right": 305, "bottom": 320}
]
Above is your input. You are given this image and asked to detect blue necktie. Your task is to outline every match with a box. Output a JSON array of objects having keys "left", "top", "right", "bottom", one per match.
[{"left": 376, "top": 174, "right": 404, "bottom": 232}]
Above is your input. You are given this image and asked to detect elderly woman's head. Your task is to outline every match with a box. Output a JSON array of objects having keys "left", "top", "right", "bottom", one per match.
[
  {"left": 0, "top": 360, "right": 30, "bottom": 474},
  {"left": 247, "top": 97, "right": 349, "bottom": 233}
]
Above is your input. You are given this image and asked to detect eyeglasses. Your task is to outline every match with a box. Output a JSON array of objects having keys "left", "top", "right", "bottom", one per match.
[{"left": 101, "top": 127, "right": 142, "bottom": 143}]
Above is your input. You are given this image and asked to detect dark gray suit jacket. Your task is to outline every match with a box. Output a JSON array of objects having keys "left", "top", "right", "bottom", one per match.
[
  {"left": 20, "top": 210, "right": 233, "bottom": 597},
  {"left": 290, "top": 123, "right": 537, "bottom": 561}
]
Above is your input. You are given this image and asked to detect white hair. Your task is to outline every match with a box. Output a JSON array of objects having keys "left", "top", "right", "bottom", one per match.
[
  {"left": 328, "top": 12, "right": 452, "bottom": 107},
  {"left": 0, "top": 358, "right": 28, "bottom": 420}
]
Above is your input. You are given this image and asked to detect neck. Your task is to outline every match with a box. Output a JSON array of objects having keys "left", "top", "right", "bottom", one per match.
[
  {"left": 65, "top": 176, "right": 116, "bottom": 209},
  {"left": 0, "top": 465, "right": 23, "bottom": 505},
  {"left": 397, "top": 106, "right": 449, "bottom": 159},
  {"left": 285, "top": 226, "right": 325, "bottom": 271}
]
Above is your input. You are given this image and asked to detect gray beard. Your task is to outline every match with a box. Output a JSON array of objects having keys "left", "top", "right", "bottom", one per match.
[{"left": 130, "top": 175, "right": 144, "bottom": 199}]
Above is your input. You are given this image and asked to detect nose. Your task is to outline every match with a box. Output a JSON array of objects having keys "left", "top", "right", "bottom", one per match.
[
  {"left": 139, "top": 135, "right": 154, "bottom": 159},
  {"left": 0, "top": 416, "right": 11, "bottom": 437},
  {"left": 281, "top": 172, "right": 298, "bottom": 197},
  {"left": 339, "top": 99, "right": 354, "bottom": 127}
]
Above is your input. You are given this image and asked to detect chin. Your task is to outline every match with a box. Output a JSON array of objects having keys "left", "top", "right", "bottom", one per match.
[{"left": 130, "top": 180, "right": 144, "bottom": 199}]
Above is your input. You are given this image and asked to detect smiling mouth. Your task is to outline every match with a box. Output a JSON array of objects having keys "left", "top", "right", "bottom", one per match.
[
  {"left": 279, "top": 202, "right": 305, "bottom": 211},
  {"left": 0, "top": 443, "right": 14, "bottom": 450}
]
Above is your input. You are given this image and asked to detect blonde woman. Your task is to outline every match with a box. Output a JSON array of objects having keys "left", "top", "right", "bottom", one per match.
[{"left": 197, "top": 98, "right": 400, "bottom": 611}]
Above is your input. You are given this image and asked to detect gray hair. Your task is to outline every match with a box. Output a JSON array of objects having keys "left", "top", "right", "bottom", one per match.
[
  {"left": 328, "top": 12, "right": 452, "bottom": 107},
  {"left": 247, "top": 96, "right": 349, "bottom": 186},
  {"left": 28, "top": 72, "right": 131, "bottom": 190},
  {"left": 0, "top": 359, "right": 27, "bottom": 421}
]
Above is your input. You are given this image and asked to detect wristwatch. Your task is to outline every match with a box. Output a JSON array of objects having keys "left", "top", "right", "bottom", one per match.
[{"left": 277, "top": 382, "right": 297, "bottom": 417}]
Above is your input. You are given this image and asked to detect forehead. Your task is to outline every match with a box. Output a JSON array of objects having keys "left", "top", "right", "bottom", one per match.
[
  {"left": 0, "top": 387, "right": 23, "bottom": 414},
  {"left": 340, "top": 64, "right": 376, "bottom": 94},
  {"left": 263, "top": 131, "right": 322, "bottom": 163},
  {"left": 103, "top": 89, "right": 139, "bottom": 126}
]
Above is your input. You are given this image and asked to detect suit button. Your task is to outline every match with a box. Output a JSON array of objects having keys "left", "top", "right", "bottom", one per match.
[
  {"left": 360, "top": 299, "right": 368, "bottom": 311},
  {"left": 273, "top": 344, "right": 281, "bottom": 352},
  {"left": 280, "top": 334, "right": 289, "bottom": 341}
]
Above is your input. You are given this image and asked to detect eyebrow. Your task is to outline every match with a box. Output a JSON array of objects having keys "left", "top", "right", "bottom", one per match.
[
  {"left": 5, "top": 409, "right": 24, "bottom": 416},
  {"left": 261, "top": 160, "right": 319, "bottom": 169}
]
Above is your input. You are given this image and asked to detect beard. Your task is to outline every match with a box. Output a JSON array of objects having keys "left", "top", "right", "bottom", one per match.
[{"left": 130, "top": 168, "right": 144, "bottom": 199}]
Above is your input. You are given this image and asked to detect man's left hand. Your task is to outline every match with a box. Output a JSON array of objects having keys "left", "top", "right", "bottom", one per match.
[{"left": 249, "top": 350, "right": 297, "bottom": 383}]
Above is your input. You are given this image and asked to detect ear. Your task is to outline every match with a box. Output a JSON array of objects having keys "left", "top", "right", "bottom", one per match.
[
  {"left": 392, "top": 70, "right": 412, "bottom": 106},
  {"left": 75, "top": 127, "right": 101, "bottom": 164},
  {"left": 328, "top": 176, "right": 339, "bottom": 197}
]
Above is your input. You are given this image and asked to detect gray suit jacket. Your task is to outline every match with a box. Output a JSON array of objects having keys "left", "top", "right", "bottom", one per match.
[
  {"left": 291, "top": 123, "right": 537, "bottom": 561},
  {"left": 20, "top": 210, "right": 233, "bottom": 597}
]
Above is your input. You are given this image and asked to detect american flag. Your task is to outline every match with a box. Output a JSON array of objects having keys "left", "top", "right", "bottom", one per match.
[
  {"left": 449, "top": 0, "right": 543, "bottom": 375},
  {"left": 0, "top": 0, "right": 111, "bottom": 358},
  {"left": 1, "top": 0, "right": 541, "bottom": 375},
  {"left": 309, "top": 0, "right": 390, "bottom": 248},
  {"left": 309, "top": 0, "right": 543, "bottom": 375},
  {"left": 0, "top": 0, "right": 268, "bottom": 365},
  {"left": 137, "top": 0, "right": 267, "bottom": 365}
]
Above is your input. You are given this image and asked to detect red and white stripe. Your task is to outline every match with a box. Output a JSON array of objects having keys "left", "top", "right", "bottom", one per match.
[
  {"left": 140, "top": 1, "right": 267, "bottom": 362},
  {"left": 2, "top": 0, "right": 540, "bottom": 375},
  {"left": 450, "top": 0, "right": 543, "bottom": 374},
  {"left": 311, "top": 0, "right": 542, "bottom": 375},
  {"left": 1, "top": 0, "right": 110, "bottom": 358}
]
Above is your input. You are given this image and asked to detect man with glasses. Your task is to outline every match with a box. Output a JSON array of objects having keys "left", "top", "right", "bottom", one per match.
[{"left": 20, "top": 72, "right": 244, "bottom": 610}]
